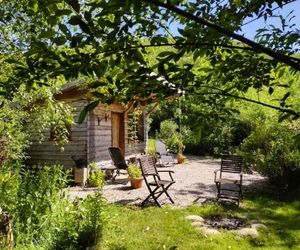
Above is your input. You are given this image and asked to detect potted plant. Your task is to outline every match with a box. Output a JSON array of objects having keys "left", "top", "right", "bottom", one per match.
[
  {"left": 127, "top": 163, "right": 143, "bottom": 189},
  {"left": 169, "top": 134, "right": 185, "bottom": 164},
  {"left": 87, "top": 162, "right": 105, "bottom": 188}
]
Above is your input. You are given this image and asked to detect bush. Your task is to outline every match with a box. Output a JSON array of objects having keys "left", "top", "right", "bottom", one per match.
[
  {"left": 167, "top": 133, "right": 184, "bottom": 155},
  {"left": 88, "top": 171, "right": 105, "bottom": 188},
  {"left": 239, "top": 122, "right": 300, "bottom": 189},
  {"left": 159, "top": 120, "right": 178, "bottom": 142},
  {"left": 88, "top": 162, "right": 105, "bottom": 188},
  {"left": 0, "top": 164, "right": 105, "bottom": 249}
]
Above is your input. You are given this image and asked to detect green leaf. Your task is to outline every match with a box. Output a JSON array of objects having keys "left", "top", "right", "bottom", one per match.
[
  {"left": 91, "top": 81, "right": 106, "bottom": 88},
  {"left": 278, "top": 113, "right": 290, "bottom": 122},
  {"left": 158, "top": 51, "right": 174, "bottom": 58},
  {"left": 55, "top": 9, "right": 72, "bottom": 16},
  {"left": 268, "top": 87, "right": 274, "bottom": 95},
  {"left": 78, "top": 100, "right": 100, "bottom": 123},
  {"left": 65, "top": 0, "right": 80, "bottom": 13},
  {"left": 40, "top": 29, "right": 56, "bottom": 39},
  {"left": 193, "top": 50, "right": 202, "bottom": 61},
  {"left": 69, "top": 16, "right": 90, "bottom": 34},
  {"left": 282, "top": 92, "right": 291, "bottom": 101}
]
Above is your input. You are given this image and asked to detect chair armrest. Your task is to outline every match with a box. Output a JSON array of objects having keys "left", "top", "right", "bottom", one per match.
[
  {"left": 158, "top": 170, "right": 174, "bottom": 182},
  {"left": 214, "top": 169, "right": 220, "bottom": 182}
]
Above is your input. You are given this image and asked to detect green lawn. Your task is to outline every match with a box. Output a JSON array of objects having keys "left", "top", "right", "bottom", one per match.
[{"left": 99, "top": 190, "right": 300, "bottom": 250}]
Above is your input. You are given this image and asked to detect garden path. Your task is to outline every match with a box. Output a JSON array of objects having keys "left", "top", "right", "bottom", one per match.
[{"left": 69, "top": 155, "right": 265, "bottom": 207}]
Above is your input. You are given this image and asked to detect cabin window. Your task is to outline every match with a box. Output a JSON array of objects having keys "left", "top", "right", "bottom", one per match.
[
  {"left": 49, "top": 124, "right": 72, "bottom": 141},
  {"left": 128, "top": 110, "right": 144, "bottom": 144}
]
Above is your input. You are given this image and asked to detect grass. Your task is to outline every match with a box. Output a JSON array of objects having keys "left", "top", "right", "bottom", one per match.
[{"left": 98, "top": 188, "right": 300, "bottom": 250}]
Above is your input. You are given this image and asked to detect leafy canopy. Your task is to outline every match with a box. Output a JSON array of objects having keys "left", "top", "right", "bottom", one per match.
[{"left": 1, "top": 0, "right": 300, "bottom": 119}]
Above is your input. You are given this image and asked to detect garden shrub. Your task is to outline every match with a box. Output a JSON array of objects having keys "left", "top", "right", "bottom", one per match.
[
  {"left": 87, "top": 162, "right": 106, "bottom": 188},
  {"left": 159, "top": 120, "right": 178, "bottom": 142},
  {"left": 239, "top": 122, "right": 300, "bottom": 189},
  {"left": 0, "top": 164, "right": 105, "bottom": 249},
  {"left": 167, "top": 133, "right": 185, "bottom": 155}
]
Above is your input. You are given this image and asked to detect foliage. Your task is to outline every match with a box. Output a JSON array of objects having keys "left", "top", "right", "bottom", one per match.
[
  {"left": 128, "top": 109, "right": 143, "bottom": 146},
  {"left": 0, "top": 84, "right": 74, "bottom": 164},
  {"left": 127, "top": 163, "right": 142, "bottom": 179},
  {"left": 1, "top": 0, "right": 299, "bottom": 121},
  {"left": 159, "top": 120, "right": 178, "bottom": 142},
  {"left": 88, "top": 162, "right": 106, "bottom": 188},
  {"left": 0, "top": 164, "right": 105, "bottom": 249},
  {"left": 158, "top": 119, "right": 186, "bottom": 155},
  {"left": 167, "top": 133, "right": 185, "bottom": 155},
  {"left": 239, "top": 121, "right": 300, "bottom": 189}
]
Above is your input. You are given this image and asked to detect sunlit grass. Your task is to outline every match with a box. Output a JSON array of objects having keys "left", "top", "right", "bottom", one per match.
[{"left": 99, "top": 190, "right": 300, "bottom": 250}]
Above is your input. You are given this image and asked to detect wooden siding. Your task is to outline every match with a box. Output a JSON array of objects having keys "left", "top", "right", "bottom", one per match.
[
  {"left": 26, "top": 100, "right": 88, "bottom": 168},
  {"left": 88, "top": 105, "right": 114, "bottom": 163},
  {"left": 27, "top": 100, "right": 148, "bottom": 168}
]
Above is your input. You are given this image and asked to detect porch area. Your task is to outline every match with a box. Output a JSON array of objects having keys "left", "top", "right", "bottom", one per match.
[{"left": 69, "top": 155, "right": 265, "bottom": 207}]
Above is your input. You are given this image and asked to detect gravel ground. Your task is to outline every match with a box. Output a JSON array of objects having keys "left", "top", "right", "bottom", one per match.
[{"left": 68, "top": 155, "right": 265, "bottom": 207}]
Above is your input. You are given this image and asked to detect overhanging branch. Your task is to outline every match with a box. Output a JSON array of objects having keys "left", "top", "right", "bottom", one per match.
[
  {"left": 144, "top": 0, "right": 300, "bottom": 71},
  {"left": 97, "top": 42, "right": 254, "bottom": 55},
  {"left": 193, "top": 86, "right": 300, "bottom": 118}
]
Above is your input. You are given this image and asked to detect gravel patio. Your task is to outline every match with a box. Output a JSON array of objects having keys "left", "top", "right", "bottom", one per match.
[{"left": 69, "top": 155, "right": 265, "bottom": 207}]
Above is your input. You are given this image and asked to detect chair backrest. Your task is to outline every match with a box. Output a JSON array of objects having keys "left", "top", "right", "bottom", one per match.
[
  {"left": 139, "top": 155, "right": 158, "bottom": 176},
  {"left": 108, "top": 147, "right": 128, "bottom": 170},
  {"left": 221, "top": 154, "right": 242, "bottom": 173},
  {"left": 155, "top": 140, "right": 168, "bottom": 155}
]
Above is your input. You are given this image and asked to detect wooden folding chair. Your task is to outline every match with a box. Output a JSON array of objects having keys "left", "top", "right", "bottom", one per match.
[
  {"left": 139, "top": 155, "right": 175, "bottom": 207},
  {"left": 214, "top": 154, "right": 243, "bottom": 205}
]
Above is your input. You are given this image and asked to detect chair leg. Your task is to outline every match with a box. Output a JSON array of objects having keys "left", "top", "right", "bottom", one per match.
[
  {"left": 142, "top": 186, "right": 161, "bottom": 207},
  {"left": 163, "top": 186, "right": 174, "bottom": 204},
  {"left": 111, "top": 169, "right": 120, "bottom": 182},
  {"left": 153, "top": 184, "right": 175, "bottom": 204},
  {"left": 215, "top": 182, "right": 220, "bottom": 200}
]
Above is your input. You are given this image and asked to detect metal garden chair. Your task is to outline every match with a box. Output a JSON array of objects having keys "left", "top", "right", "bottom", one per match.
[
  {"left": 155, "top": 140, "right": 175, "bottom": 167},
  {"left": 139, "top": 155, "right": 175, "bottom": 207}
]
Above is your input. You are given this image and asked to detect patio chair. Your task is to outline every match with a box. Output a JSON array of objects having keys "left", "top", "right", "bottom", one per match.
[
  {"left": 108, "top": 147, "right": 128, "bottom": 181},
  {"left": 139, "top": 155, "right": 175, "bottom": 207},
  {"left": 214, "top": 154, "right": 243, "bottom": 206},
  {"left": 155, "top": 140, "right": 175, "bottom": 167}
]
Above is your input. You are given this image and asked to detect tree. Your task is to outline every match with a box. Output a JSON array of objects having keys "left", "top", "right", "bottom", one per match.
[{"left": 0, "top": 0, "right": 299, "bottom": 120}]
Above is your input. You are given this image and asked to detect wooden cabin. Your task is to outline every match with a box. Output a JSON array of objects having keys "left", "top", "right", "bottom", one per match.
[{"left": 26, "top": 83, "right": 148, "bottom": 168}]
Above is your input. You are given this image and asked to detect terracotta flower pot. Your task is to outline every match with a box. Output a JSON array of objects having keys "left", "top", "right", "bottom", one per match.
[
  {"left": 130, "top": 178, "right": 143, "bottom": 189},
  {"left": 177, "top": 155, "right": 185, "bottom": 164}
]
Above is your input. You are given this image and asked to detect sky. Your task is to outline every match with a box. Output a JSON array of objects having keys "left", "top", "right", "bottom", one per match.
[
  {"left": 240, "top": 0, "right": 300, "bottom": 39},
  {"left": 168, "top": 1, "right": 300, "bottom": 40}
]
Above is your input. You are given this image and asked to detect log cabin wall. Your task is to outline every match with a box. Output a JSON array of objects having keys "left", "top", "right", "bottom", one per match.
[
  {"left": 27, "top": 97, "right": 148, "bottom": 168},
  {"left": 26, "top": 100, "right": 88, "bottom": 168},
  {"left": 87, "top": 107, "right": 112, "bottom": 163}
]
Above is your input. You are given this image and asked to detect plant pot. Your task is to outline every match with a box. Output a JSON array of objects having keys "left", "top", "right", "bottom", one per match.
[
  {"left": 130, "top": 178, "right": 143, "bottom": 189},
  {"left": 177, "top": 155, "right": 185, "bottom": 164},
  {"left": 74, "top": 167, "right": 88, "bottom": 186}
]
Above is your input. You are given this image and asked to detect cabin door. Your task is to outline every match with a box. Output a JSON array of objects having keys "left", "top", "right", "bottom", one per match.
[{"left": 111, "top": 112, "right": 125, "bottom": 155}]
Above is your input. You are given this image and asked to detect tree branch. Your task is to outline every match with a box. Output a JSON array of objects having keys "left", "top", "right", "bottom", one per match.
[
  {"left": 97, "top": 42, "right": 254, "bottom": 55},
  {"left": 194, "top": 86, "right": 300, "bottom": 117},
  {"left": 144, "top": 0, "right": 300, "bottom": 71}
]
